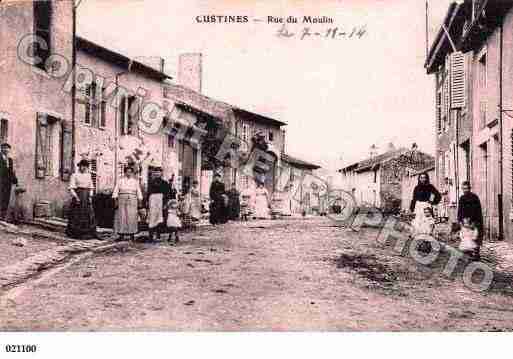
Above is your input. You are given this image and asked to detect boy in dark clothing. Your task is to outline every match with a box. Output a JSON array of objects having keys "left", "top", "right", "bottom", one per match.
[{"left": 457, "top": 181, "right": 484, "bottom": 261}]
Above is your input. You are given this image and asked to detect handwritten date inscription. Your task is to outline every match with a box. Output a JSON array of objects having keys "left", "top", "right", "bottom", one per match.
[{"left": 276, "top": 24, "right": 367, "bottom": 40}]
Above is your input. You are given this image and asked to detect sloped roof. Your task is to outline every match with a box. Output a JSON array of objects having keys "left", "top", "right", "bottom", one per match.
[
  {"left": 339, "top": 148, "right": 410, "bottom": 173},
  {"left": 76, "top": 37, "right": 172, "bottom": 81},
  {"left": 232, "top": 107, "right": 287, "bottom": 127},
  {"left": 164, "top": 84, "right": 232, "bottom": 122},
  {"left": 282, "top": 154, "right": 321, "bottom": 170}
]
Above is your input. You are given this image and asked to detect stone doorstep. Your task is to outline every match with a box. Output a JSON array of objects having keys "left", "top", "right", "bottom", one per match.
[{"left": 0, "top": 241, "right": 128, "bottom": 290}]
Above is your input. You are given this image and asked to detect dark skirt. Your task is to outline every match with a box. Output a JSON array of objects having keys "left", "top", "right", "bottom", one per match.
[
  {"left": 66, "top": 188, "right": 97, "bottom": 239},
  {"left": 209, "top": 200, "right": 227, "bottom": 225}
]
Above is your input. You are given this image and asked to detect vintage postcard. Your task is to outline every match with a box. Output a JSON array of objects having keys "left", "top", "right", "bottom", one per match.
[{"left": 1, "top": 0, "right": 513, "bottom": 354}]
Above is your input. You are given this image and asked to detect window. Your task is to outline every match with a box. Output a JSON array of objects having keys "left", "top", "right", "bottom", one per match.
[
  {"left": 268, "top": 130, "right": 274, "bottom": 142},
  {"left": 33, "top": 0, "right": 52, "bottom": 71},
  {"left": 0, "top": 118, "right": 8, "bottom": 143},
  {"left": 119, "top": 96, "right": 138, "bottom": 135},
  {"left": 163, "top": 117, "right": 176, "bottom": 148},
  {"left": 84, "top": 82, "right": 96, "bottom": 126},
  {"left": 479, "top": 53, "right": 487, "bottom": 89},
  {"left": 178, "top": 140, "right": 184, "bottom": 163},
  {"left": 478, "top": 51, "right": 487, "bottom": 128}
]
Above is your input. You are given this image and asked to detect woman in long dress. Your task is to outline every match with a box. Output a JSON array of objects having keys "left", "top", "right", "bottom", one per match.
[
  {"left": 227, "top": 182, "right": 241, "bottom": 221},
  {"left": 410, "top": 172, "right": 441, "bottom": 236},
  {"left": 189, "top": 180, "right": 202, "bottom": 223},
  {"left": 66, "top": 159, "right": 97, "bottom": 239},
  {"left": 112, "top": 166, "right": 143, "bottom": 241},
  {"left": 254, "top": 182, "right": 270, "bottom": 219},
  {"left": 147, "top": 166, "right": 170, "bottom": 241},
  {"left": 209, "top": 173, "right": 227, "bottom": 225}
]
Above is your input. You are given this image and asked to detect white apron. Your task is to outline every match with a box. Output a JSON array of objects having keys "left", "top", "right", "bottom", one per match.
[{"left": 148, "top": 193, "right": 164, "bottom": 229}]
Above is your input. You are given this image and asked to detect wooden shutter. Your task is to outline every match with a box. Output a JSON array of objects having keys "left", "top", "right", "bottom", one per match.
[
  {"left": 450, "top": 51, "right": 466, "bottom": 109},
  {"left": 35, "top": 113, "right": 48, "bottom": 179},
  {"left": 0, "top": 118, "right": 8, "bottom": 143},
  {"left": 436, "top": 91, "right": 442, "bottom": 134},
  {"left": 61, "top": 120, "right": 73, "bottom": 181},
  {"left": 100, "top": 88, "right": 107, "bottom": 129}
]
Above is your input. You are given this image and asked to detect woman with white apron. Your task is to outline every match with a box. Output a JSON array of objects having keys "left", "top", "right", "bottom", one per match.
[{"left": 410, "top": 172, "right": 441, "bottom": 236}]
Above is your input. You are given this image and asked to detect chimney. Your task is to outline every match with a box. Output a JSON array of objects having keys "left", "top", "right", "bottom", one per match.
[
  {"left": 178, "top": 53, "right": 203, "bottom": 93},
  {"left": 370, "top": 144, "right": 378, "bottom": 158}
]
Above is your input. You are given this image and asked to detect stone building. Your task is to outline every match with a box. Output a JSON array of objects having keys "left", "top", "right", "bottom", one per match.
[
  {"left": 338, "top": 147, "right": 434, "bottom": 213},
  {"left": 425, "top": 1, "right": 473, "bottom": 223},
  {"left": 0, "top": 0, "right": 212, "bottom": 220},
  {"left": 426, "top": 0, "right": 513, "bottom": 241}
]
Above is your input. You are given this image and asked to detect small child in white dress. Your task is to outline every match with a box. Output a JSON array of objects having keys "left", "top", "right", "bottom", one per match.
[
  {"left": 414, "top": 207, "right": 435, "bottom": 253},
  {"left": 458, "top": 217, "right": 478, "bottom": 256},
  {"left": 166, "top": 199, "right": 182, "bottom": 245}
]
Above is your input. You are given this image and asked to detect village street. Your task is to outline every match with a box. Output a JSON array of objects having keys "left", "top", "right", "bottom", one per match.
[{"left": 1, "top": 218, "right": 513, "bottom": 331}]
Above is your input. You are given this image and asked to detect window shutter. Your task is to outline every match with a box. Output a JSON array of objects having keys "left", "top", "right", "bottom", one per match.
[
  {"left": 61, "top": 120, "right": 73, "bottom": 181},
  {"left": 35, "top": 113, "right": 48, "bottom": 179},
  {"left": 100, "top": 88, "right": 107, "bottom": 129},
  {"left": 450, "top": 51, "right": 466, "bottom": 109},
  {"left": 436, "top": 92, "right": 442, "bottom": 134}
]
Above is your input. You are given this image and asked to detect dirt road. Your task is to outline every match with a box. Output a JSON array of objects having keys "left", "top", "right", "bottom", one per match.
[{"left": 1, "top": 218, "right": 513, "bottom": 331}]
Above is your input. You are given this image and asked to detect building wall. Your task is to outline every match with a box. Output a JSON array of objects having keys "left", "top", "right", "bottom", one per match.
[
  {"left": 340, "top": 170, "right": 380, "bottom": 207},
  {"left": 469, "top": 19, "right": 505, "bottom": 240},
  {"left": 501, "top": 9, "right": 513, "bottom": 242},
  {"left": 0, "top": 0, "right": 74, "bottom": 219},
  {"left": 232, "top": 115, "right": 285, "bottom": 196},
  {"left": 75, "top": 50, "right": 173, "bottom": 196},
  {"left": 434, "top": 51, "right": 473, "bottom": 224}
]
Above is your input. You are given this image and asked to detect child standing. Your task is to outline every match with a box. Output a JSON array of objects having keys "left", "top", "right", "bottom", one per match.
[
  {"left": 413, "top": 206, "right": 436, "bottom": 253},
  {"left": 166, "top": 199, "right": 182, "bottom": 245},
  {"left": 459, "top": 217, "right": 479, "bottom": 259}
]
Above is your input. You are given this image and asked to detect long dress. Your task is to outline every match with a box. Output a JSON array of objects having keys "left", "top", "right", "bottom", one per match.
[
  {"left": 410, "top": 183, "right": 441, "bottom": 236},
  {"left": 254, "top": 187, "right": 270, "bottom": 219},
  {"left": 209, "top": 181, "right": 227, "bottom": 225},
  {"left": 113, "top": 177, "right": 143, "bottom": 235},
  {"left": 227, "top": 188, "right": 241, "bottom": 220},
  {"left": 147, "top": 178, "right": 170, "bottom": 231},
  {"left": 190, "top": 187, "right": 202, "bottom": 221},
  {"left": 66, "top": 172, "right": 97, "bottom": 239}
]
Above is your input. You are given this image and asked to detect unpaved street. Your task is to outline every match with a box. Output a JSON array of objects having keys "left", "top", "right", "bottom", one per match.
[{"left": 1, "top": 218, "right": 513, "bottom": 331}]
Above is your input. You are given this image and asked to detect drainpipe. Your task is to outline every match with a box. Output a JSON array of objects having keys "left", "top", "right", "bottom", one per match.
[
  {"left": 498, "top": 22, "right": 504, "bottom": 240},
  {"left": 71, "top": 3, "right": 77, "bottom": 170}
]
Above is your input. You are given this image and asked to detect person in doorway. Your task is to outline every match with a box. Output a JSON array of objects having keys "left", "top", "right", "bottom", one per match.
[
  {"left": 227, "top": 182, "right": 241, "bottom": 221},
  {"left": 457, "top": 181, "right": 484, "bottom": 260},
  {"left": 410, "top": 171, "right": 441, "bottom": 237},
  {"left": 209, "top": 173, "right": 227, "bottom": 225},
  {"left": 65, "top": 160, "right": 97, "bottom": 239},
  {"left": 0, "top": 143, "right": 18, "bottom": 221},
  {"left": 254, "top": 181, "right": 271, "bottom": 219},
  {"left": 112, "top": 166, "right": 143, "bottom": 241},
  {"left": 147, "top": 166, "right": 171, "bottom": 242}
]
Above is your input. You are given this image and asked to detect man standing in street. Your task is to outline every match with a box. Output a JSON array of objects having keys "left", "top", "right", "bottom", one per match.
[
  {"left": 457, "top": 181, "right": 484, "bottom": 260},
  {"left": 0, "top": 143, "right": 18, "bottom": 221}
]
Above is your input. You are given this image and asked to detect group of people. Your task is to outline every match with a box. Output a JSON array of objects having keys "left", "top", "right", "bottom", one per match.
[
  {"left": 410, "top": 172, "right": 484, "bottom": 261},
  {"left": 65, "top": 160, "right": 202, "bottom": 244},
  {"left": 208, "top": 173, "right": 274, "bottom": 224}
]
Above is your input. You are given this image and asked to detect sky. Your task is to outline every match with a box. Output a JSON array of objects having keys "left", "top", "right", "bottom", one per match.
[{"left": 77, "top": 0, "right": 453, "bottom": 177}]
